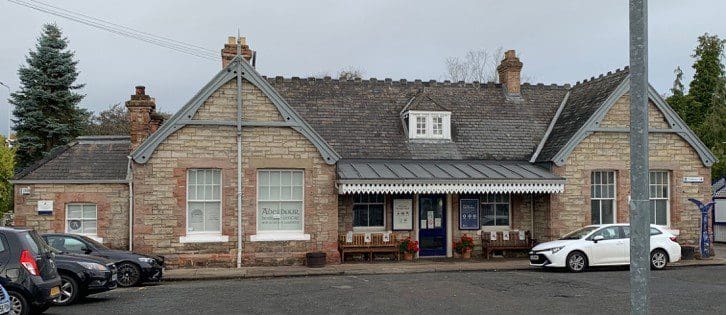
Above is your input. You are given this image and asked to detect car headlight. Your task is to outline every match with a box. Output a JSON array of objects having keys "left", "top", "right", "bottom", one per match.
[
  {"left": 138, "top": 257, "right": 156, "bottom": 264},
  {"left": 540, "top": 246, "right": 565, "bottom": 254},
  {"left": 78, "top": 262, "right": 108, "bottom": 271}
]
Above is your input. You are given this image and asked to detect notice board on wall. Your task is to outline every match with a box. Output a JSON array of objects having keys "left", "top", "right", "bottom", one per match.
[
  {"left": 459, "top": 199, "right": 480, "bottom": 230},
  {"left": 393, "top": 199, "right": 413, "bottom": 231}
]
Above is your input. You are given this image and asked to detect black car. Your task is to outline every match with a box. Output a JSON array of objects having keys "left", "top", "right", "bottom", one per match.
[
  {"left": 51, "top": 252, "right": 117, "bottom": 306},
  {"left": 0, "top": 228, "right": 61, "bottom": 315},
  {"left": 42, "top": 234, "right": 163, "bottom": 287}
]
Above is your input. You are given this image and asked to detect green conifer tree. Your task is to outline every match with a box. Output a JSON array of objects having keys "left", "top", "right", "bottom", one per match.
[{"left": 9, "top": 24, "right": 88, "bottom": 170}]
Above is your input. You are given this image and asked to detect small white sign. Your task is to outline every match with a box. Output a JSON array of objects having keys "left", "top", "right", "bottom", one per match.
[
  {"left": 519, "top": 231, "right": 526, "bottom": 241},
  {"left": 37, "top": 200, "right": 53, "bottom": 214},
  {"left": 683, "top": 176, "right": 704, "bottom": 183},
  {"left": 503, "top": 232, "right": 510, "bottom": 241},
  {"left": 383, "top": 232, "right": 390, "bottom": 242},
  {"left": 364, "top": 233, "right": 371, "bottom": 243},
  {"left": 346, "top": 231, "right": 353, "bottom": 243},
  {"left": 490, "top": 232, "right": 497, "bottom": 241}
]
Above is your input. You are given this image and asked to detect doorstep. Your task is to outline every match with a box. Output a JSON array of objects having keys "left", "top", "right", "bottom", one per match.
[{"left": 164, "top": 258, "right": 531, "bottom": 281}]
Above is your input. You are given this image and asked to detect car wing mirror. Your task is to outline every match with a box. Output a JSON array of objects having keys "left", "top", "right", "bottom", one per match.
[{"left": 592, "top": 235, "right": 604, "bottom": 243}]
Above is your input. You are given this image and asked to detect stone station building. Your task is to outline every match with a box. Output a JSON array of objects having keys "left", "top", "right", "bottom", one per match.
[{"left": 11, "top": 37, "right": 717, "bottom": 267}]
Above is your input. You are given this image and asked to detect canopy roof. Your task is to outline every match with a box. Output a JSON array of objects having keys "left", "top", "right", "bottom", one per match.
[{"left": 337, "top": 159, "right": 565, "bottom": 194}]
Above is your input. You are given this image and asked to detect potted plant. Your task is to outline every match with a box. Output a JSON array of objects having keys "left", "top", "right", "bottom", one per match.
[
  {"left": 399, "top": 237, "right": 419, "bottom": 261},
  {"left": 454, "top": 234, "right": 475, "bottom": 260}
]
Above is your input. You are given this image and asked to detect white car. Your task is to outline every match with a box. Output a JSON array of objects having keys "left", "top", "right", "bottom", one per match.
[{"left": 529, "top": 224, "right": 681, "bottom": 272}]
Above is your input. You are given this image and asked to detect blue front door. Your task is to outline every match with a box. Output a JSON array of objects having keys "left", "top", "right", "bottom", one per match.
[{"left": 418, "top": 195, "right": 447, "bottom": 256}]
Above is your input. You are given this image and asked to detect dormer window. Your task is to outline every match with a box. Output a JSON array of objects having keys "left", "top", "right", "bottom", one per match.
[{"left": 407, "top": 111, "right": 451, "bottom": 140}]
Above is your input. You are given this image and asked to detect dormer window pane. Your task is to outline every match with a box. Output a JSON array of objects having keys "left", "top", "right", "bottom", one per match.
[
  {"left": 416, "top": 116, "right": 427, "bottom": 135},
  {"left": 432, "top": 116, "right": 443, "bottom": 135}
]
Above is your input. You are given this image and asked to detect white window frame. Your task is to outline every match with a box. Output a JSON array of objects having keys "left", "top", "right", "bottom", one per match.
[
  {"left": 407, "top": 110, "right": 451, "bottom": 140},
  {"left": 649, "top": 170, "right": 670, "bottom": 227},
  {"left": 251, "top": 169, "right": 310, "bottom": 242},
  {"left": 352, "top": 194, "right": 386, "bottom": 231},
  {"left": 591, "top": 170, "right": 617, "bottom": 225},
  {"left": 180, "top": 169, "right": 228, "bottom": 243},
  {"left": 479, "top": 194, "right": 511, "bottom": 231},
  {"left": 65, "top": 203, "right": 103, "bottom": 243}
]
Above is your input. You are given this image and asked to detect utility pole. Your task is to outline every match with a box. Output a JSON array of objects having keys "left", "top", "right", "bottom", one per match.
[
  {"left": 0, "top": 81, "right": 10, "bottom": 138},
  {"left": 629, "top": 0, "right": 650, "bottom": 314}
]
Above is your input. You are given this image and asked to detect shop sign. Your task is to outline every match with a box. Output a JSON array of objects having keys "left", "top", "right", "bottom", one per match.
[
  {"left": 392, "top": 199, "right": 413, "bottom": 231},
  {"left": 459, "top": 199, "right": 479, "bottom": 230},
  {"left": 683, "top": 177, "right": 704, "bottom": 183}
]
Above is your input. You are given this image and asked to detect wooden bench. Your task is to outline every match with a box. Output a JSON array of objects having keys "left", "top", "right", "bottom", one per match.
[
  {"left": 481, "top": 230, "right": 533, "bottom": 259},
  {"left": 338, "top": 232, "right": 399, "bottom": 263}
]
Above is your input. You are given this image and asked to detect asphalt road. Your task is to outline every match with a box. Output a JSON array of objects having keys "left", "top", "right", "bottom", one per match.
[{"left": 47, "top": 265, "right": 726, "bottom": 314}]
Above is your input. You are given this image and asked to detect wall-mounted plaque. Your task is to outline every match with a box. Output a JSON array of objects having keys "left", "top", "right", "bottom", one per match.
[
  {"left": 393, "top": 199, "right": 413, "bottom": 231},
  {"left": 37, "top": 200, "right": 53, "bottom": 215},
  {"left": 459, "top": 199, "right": 480, "bottom": 230}
]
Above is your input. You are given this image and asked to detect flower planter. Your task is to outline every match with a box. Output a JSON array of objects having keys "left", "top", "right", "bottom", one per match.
[
  {"left": 403, "top": 252, "right": 414, "bottom": 261},
  {"left": 306, "top": 252, "right": 326, "bottom": 268},
  {"left": 462, "top": 249, "right": 472, "bottom": 260}
]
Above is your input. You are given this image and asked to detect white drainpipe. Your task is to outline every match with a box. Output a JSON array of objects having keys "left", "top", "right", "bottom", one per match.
[
  {"left": 235, "top": 41, "right": 244, "bottom": 268},
  {"left": 127, "top": 156, "right": 134, "bottom": 251}
]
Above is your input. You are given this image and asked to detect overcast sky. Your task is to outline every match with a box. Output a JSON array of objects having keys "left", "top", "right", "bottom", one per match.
[{"left": 2, "top": 0, "right": 726, "bottom": 136}]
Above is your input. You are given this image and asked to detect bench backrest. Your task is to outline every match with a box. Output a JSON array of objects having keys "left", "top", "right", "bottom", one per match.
[
  {"left": 339, "top": 233, "right": 398, "bottom": 247},
  {"left": 481, "top": 230, "right": 532, "bottom": 247}
]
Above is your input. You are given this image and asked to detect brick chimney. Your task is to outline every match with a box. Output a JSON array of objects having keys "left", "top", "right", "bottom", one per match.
[
  {"left": 221, "top": 36, "right": 254, "bottom": 68},
  {"left": 125, "top": 86, "right": 157, "bottom": 150},
  {"left": 497, "top": 50, "right": 524, "bottom": 95}
]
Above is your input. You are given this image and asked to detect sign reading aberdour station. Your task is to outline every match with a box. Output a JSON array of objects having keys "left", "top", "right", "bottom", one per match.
[{"left": 11, "top": 36, "right": 716, "bottom": 267}]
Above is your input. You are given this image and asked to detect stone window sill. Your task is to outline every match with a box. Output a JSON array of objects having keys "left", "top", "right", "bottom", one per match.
[
  {"left": 250, "top": 233, "right": 310, "bottom": 242},
  {"left": 179, "top": 234, "right": 229, "bottom": 243}
]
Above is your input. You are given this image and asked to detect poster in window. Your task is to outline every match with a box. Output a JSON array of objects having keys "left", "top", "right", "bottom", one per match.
[
  {"left": 392, "top": 199, "right": 413, "bottom": 231},
  {"left": 459, "top": 199, "right": 480, "bottom": 230},
  {"left": 189, "top": 208, "right": 204, "bottom": 232},
  {"left": 68, "top": 220, "right": 82, "bottom": 232}
]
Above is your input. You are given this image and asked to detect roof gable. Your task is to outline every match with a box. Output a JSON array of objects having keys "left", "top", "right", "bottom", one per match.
[
  {"left": 534, "top": 68, "right": 717, "bottom": 167},
  {"left": 130, "top": 56, "right": 339, "bottom": 164}
]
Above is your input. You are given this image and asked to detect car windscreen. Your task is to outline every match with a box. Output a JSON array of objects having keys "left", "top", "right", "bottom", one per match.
[
  {"left": 79, "top": 235, "right": 109, "bottom": 250},
  {"left": 559, "top": 226, "right": 599, "bottom": 240}
]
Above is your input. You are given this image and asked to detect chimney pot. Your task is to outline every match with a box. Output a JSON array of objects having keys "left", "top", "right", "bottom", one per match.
[{"left": 135, "top": 86, "right": 146, "bottom": 95}]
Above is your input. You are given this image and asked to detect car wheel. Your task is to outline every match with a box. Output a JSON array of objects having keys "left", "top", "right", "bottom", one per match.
[
  {"left": 8, "top": 290, "right": 30, "bottom": 315},
  {"left": 650, "top": 249, "right": 668, "bottom": 270},
  {"left": 54, "top": 274, "right": 80, "bottom": 306},
  {"left": 117, "top": 262, "right": 142, "bottom": 287},
  {"left": 566, "top": 251, "right": 587, "bottom": 273}
]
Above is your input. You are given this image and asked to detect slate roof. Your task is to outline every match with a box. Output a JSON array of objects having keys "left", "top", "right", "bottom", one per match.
[
  {"left": 13, "top": 136, "right": 130, "bottom": 182},
  {"left": 715, "top": 178, "right": 726, "bottom": 198},
  {"left": 269, "top": 78, "right": 568, "bottom": 160},
  {"left": 536, "top": 68, "right": 630, "bottom": 162},
  {"left": 337, "top": 159, "right": 563, "bottom": 183}
]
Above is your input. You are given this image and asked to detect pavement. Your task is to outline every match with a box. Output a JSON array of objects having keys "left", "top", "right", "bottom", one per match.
[
  {"left": 50, "top": 265, "right": 726, "bottom": 314},
  {"left": 164, "top": 244, "right": 726, "bottom": 281}
]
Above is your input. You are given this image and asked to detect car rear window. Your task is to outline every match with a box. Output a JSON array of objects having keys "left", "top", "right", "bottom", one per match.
[
  {"left": 21, "top": 231, "right": 49, "bottom": 256},
  {"left": 622, "top": 227, "right": 663, "bottom": 237}
]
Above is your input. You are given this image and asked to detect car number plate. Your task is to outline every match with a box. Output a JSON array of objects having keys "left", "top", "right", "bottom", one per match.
[
  {"left": 529, "top": 254, "right": 539, "bottom": 261},
  {"left": 112, "top": 274, "right": 118, "bottom": 282},
  {"left": 50, "top": 286, "right": 60, "bottom": 297}
]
